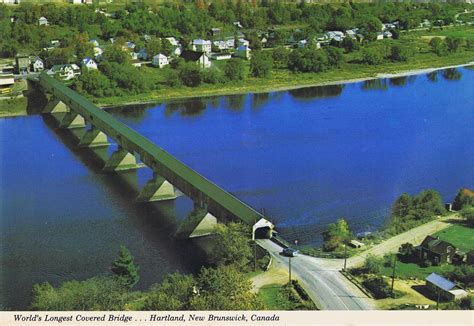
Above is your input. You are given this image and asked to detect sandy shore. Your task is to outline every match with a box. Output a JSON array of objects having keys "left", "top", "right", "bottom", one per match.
[{"left": 101, "top": 61, "right": 474, "bottom": 109}]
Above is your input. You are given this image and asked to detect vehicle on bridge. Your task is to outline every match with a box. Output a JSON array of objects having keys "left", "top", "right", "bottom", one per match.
[{"left": 282, "top": 248, "right": 300, "bottom": 257}]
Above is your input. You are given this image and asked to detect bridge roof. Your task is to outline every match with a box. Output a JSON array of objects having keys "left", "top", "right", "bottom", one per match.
[{"left": 37, "top": 73, "right": 266, "bottom": 227}]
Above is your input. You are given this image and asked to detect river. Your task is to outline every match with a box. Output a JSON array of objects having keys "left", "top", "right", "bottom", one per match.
[{"left": 1, "top": 67, "right": 473, "bottom": 309}]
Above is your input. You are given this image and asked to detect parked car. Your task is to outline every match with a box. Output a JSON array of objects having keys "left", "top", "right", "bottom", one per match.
[{"left": 282, "top": 248, "right": 300, "bottom": 257}]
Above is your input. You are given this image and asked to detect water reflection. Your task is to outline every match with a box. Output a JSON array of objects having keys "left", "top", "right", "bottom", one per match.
[
  {"left": 443, "top": 68, "right": 462, "bottom": 81},
  {"left": 427, "top": 71, "right": 438, "bottom": 82},
  {"left": 224, "top": 94, "right": 247, "bottom": 112},
  {"left": 107, "top": 104, "right": 150, "bottom": 122},
  {"left": 165, "top": 98, "right": 207, "bottom": 117},
  {"left": 288, "top": 84, "right": 345, "bottom": 100},
  {"left": 362, "top": 79, "right": 388, "bottom": 91},
  {"left": 251, "top": 92, "right": 271, "bottom": 111}
]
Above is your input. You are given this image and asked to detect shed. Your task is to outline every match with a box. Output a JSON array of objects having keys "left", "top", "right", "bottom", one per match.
[{"left": 425, "top": 273, "right": 468, "bottom": 301}]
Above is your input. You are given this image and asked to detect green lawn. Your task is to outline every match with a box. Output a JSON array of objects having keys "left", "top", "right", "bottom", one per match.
[
  {"left": 258, "top": 284, "right": 288, "bottom": 310},
  {"left": 433, "top": 224, "right": 474, "bottom": 252},
  {"left": 381, "top": 261, "right": 453, "bottom": 281},
  {"left": 418, "top": 25, "right": 474, "bottom": 40}
]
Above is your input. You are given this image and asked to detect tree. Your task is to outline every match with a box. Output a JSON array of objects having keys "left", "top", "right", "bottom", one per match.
[
  {"left": 461, "top": 206, "right": 474, "bottom": 227},
  {"left": 361, "top": 48, "right": 384, "bottom": 65},
  {"left": 445, "top": 36, "right": 463, "bottom": 53},
  {"left": 322, "top": 218, "right": 352, "bottom": 252},
  {"left": 325, "top": 46, "right": 344, "bottom": 67},
  {"left": 144, "top": 273, "right": 195, "bottom": 310},
  {"left": 392, "top": 193, "right": 412, "bottom": 218},
  {"left": 211, "top": 222, "right": 252, "bottom": 268},
  {"left": 452, "top": 188, "right": 474, "bottom": 210},
  {"left": 430, "top": 37, "right": 448, "bottom": 56},
  {"left": 390, "top": 45, "right": 410, "bottom": 62},
  {"left": 178, "top": 63, "right": 202, "bottom": 87},
  {"left": 201, "top": 68, "right": 223, "bottom": 84},
  {"left": 74, "top": 70, "right": 111, "bottom": 98},
  {"left": 359, "top": 16, "right": 382, "bottom": 42},
  {"left": 146, "top": 37, "right": 162, "bottom": 58},
  {"left": 160, "top": 38, "right": 173, "bottom": 57},
  {"left": 414, "top": 189, "right": 446, "bottom": 216},
  {"left": 288, "top": 47, "right": 329, "bottom": 73},
  {"left": 102, "top": 45, "right": 130, "bottom": 64},
  {"left": 363, "top": 254, "right": 384, "bottom": 274},
  {"left": 189, "top": 265, "right": 264, "bottom": 310},
  {"left": 341, "top": 37, "right": 360, "bottom": 53},
  {"left": 224, "top": 59, "right": 245, "bottom": 81},
  {"left": 272, "top": 46, "right": 290, "bottom": 68},
  {"left": 31, "top": 277, "right": 127, "bottom": 311},
  {"left": 250, "top": 51, "right": 273, "bottom": 78},
  {"left": 111, "top": 246, "right": 140, "bottom": 289},
  {"left": 398, "top": 242, "right": 416, "bottom": 262}
]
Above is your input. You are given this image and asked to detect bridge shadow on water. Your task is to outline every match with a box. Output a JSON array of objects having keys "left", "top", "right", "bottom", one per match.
[{"left": 40, "top": 113, "right": 210, "bottom": 272}]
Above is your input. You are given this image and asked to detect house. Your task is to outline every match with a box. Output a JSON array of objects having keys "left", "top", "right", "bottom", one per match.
[
  {"left": 418, "top": 236, "right": 456, "bottom": 265},
  {"left": 376, "top": 33, "right": 384, "bottom": 41},
  {"left": 349, "top": 240, "right": 365, "bottom": 249},
  {"left": 126, "top": 41, "right": 136, "bottom": 50},
  {"left": 143, "top": 34, "right": 151, "bottom": 42},
  {"left": 234, "top": 45, "right": 251, "bottom": 60},
  {"left": 210, "top": 53, "right": 231, "bottom": 61},
  {"left": 210, "top": 28, "right": 221, "bottom": 37},
  {"left": 325, "top": 31, "right": 345, "bottom": 42},
  {"left": 467, "top": 250, "right": 474, "bottom": 265},
  {"left": 31, "top": 57, "right": 44, "bottom": 72},
  {"left": 213, "top": 39, "right": 235, "bottom": 51},
  {"left": 298, "top": 39, "right": 308, "bottom": 48},
  {"left": 237, "top": 38, "right": 249, "bottom": 47},
  {"left": 383, "top": 31, "right": 393, "bottom": 39},
  {"left": 0, "top": 73, "right": 15, "bottom": 87},
  {"left": 192, "top": 39, "right": 212, "bottom": 54},
  {"left": 420, "top": 19, "right": 431, "bottom": 28},
  {"left": 51, "top": 40, "right": 60, "bottom": 48},
  {"left": 180, "top": 50, "right": 211, "bottom": 69},
  {"left": 152, "top": 54, "right": 169, "bottom": 68},
  {"left": 425, "top": 273, "right": 468, "bottom": 301},
  {"left": 39, "top": 16, "right": 49, "bottom": 26},
  {"left": 383, "top": 23, "right": 397, "bottom": 31},
  {"left": 47, "top": 64, "right": 81, "bottom": 80},
  {"left": 89, "top": 39, "right": 99, "bottom": 47},
  {"left": 138, "top": 48, "right": 148, "bottom": 60},
  {"left": 93, "top": 47, "right": 103, "bottom": 59},
  {"left": 165, "top": 37, "right": 179, "bottom": 47},
  {"left": 81, "top": 58, "right": 97, "bottom": 70},
  {"left": 233, "top": 21, "right": 243, "bottom": 29},
  {"left": 172, "top": 47, "right": 182, "bottom": 57},
  {"left": 15, "top": 54, "right": 29, "bottom": 74}
]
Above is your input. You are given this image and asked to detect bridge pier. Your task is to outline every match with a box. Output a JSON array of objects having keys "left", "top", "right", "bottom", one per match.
[
  {"left": 58, "top": 111, "right": 86, "bottom": 129},
  {"left": 42, "top": 97, "right": 68, "bottom": 114},
  {"left": 79, "top": 127, "right": 109, "bottom": 148},
  {"left": 103, "top": 147, "right": 139, "bottom": 171},
  {"left": 136, "top": 173, "right": 178, "bottom": 202},
  {"left": 175, "top": 207, "right": 217, "bottom": 239}
]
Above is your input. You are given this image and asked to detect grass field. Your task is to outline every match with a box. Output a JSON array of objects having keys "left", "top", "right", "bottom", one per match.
[
  {"left": 258, "top": 284, "right": 288, "bottom": 310},
  {"left": 433, "top": 224, "right": 474, "bottom": 252}
]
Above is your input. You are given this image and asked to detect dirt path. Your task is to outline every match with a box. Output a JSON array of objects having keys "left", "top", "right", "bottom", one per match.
[{"left": 346, "top": 214, "right": 461, "bottom": 268}]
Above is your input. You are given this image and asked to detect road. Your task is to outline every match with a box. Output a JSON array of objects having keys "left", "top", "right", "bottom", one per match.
[
  {"left": 257, "top": 239, "right": 375, "bottom": 310},
  {"left": 346, "top": 214, "right": 460, "bottom": 268}
]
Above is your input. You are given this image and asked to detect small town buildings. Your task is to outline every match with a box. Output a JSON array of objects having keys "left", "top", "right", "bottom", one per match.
[
  {"left": 192, "top": 39, "right": 212, "bottom": 54},
  {"left": 15, "top": 54, "right": 29, "bottom": 74},
  {"left": 324, "top": 31, "right": 345, "bottom": 42},
  {"left": 180, "top": 50, "right": 211, "bottom": 69},
  {"left": 89, "top": 39, "right": 99, "bottom": 47},
  {"left": 47, "top": 64, "right": 81, "bottom": 80},
  {"left": 81, "top": 57, "right": 98, "bottom": 70},
  {"left": 93, "top": 47, "right": 103, "bottom": 59},
  {"left": 425, "top": 273, "right": 468, "bottom": 301},
  {"left": 349, "top": 240, "right": 365, "bottom": 249},
  {"left": 0, "top": 73, "right": 15, "bottom": 88},
  {"left": 38, "top": 16, "right": 49, "bottom": 26},
  {"left": 234, "top": 45, "right": 251, "bottom": 60},
  {"left": 138, "top": 48, "right": 148, "bottom": 60},
  {"left": 418, "top": 236, "right": 456, "bottom": 265},
  {"left": 210, "top": 28, "right": 221, "bottom": 37},
  {"left": 31, "top": 56, "right": 44, "bottom": 72},
  {"left": 152, "top": 54, "right": 169, "bottom": 68},
  {"left": 50, "top": 40, "right": 60, "bottom": 48},
  {"left": 213, "top": 39, "right": 235, "bottom": 51},
  {"left": 210, "top": 53, "right": 231, "bottom": 61}
]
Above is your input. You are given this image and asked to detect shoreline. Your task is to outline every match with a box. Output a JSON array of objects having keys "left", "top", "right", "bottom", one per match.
[
  {"left": 1, "top": 61, "right": 473, "bottom": 117},
  {"left": 99, "top": 61, "right": 474, "bottom": 109}
]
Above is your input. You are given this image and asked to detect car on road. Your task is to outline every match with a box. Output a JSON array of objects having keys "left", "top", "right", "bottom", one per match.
[{"left": 281, "top": 247, "right": 300, "bottom": 257}]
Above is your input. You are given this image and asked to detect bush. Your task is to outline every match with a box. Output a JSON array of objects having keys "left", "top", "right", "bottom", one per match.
[
  {"left": 361, "top": 48, "right": 384, "bottom": 65},
  {"left": 362, "top": 276, "right": 391, "bottom": 299},
  {"left": 460, "top": 206, "right": 474, "bottom": 227},
  {"left": 364, "top": 254, "right": 384, "bottom": 274}
]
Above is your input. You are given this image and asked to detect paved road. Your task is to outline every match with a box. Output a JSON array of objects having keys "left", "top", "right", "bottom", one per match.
[{"left": 257, "top": 239, "right": 375, "bottom": 311}]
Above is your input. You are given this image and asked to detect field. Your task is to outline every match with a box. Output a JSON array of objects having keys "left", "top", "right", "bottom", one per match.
[{"left": 433, "top": 224, "right": 474, "bottom": 252}]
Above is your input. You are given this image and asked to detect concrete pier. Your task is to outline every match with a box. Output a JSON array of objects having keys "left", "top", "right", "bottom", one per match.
[
  {"left": 103, "top": 147, "right": 139, "bottom": 171},
  {"left": 136, "top": 174, "right": 178, "bottom": 202},
  {"left": 79, "top": 127, "right": 109, "bottom": 148}
]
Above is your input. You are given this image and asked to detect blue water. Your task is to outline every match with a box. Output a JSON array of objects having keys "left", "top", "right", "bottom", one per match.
[{"left": 1, "top": 67, "right": 473, "bottom": 309}]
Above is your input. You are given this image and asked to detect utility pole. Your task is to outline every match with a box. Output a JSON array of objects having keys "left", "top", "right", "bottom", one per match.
[
  {"left": 436, "top": 288, "right": 440, "bottom": 310},
  {"left": 343, "top": 243, "right": 348, "bottom": 271},
  {"left": 288, "top": 256, "right": 292, "bottom": 284},
  {"left": 253, "top": 217, "right": 257, "bottom": 272},
  {"left": 391, "top": 253, "right": 397, "bottom": 295}
]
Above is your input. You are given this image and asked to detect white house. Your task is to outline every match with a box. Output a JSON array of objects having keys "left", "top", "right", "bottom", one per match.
[
  {"left": 89, "top": 39, "right": 99, "bottom": 47},
  {"left": 126, "top": 41, "right": 136, "bottom": 50},
  {"left": 31, "top": 57, "right": 44, "bottom": 72},
  {"left": 47, "top": 64, "right": 81, "bottom": 80},
  {"left": 165, "top": 37, "right": 179, "bottom": 47},
  {"left": 152, "top": 54, "right": 169, "bottom": 68},
  {"left": 298, "top": 39, "right": 308, "bottom": 48},
  {"left": 210, "top": 53, "right": 231, "bottom": 61},
  {"left": 235, "top": 45, "right": 251, "bottom": 60},
  {"left": 192, "top": 39, "right": 212, "bottom": 54},
  {"left": 82, "top": 57, "right": 98, "bottom": 70},
  {"left": 383, "top": 31, "right": 393, "bottom": 39},
  {"left": 238, "top": 38, "right": 250, "bottom": 47},
  {"left": 376, "top": 32, "right": 384, "bottom": 40},
  {"left": 93, "top": 47, "right": 103, "bottom": 59},
  {"left": 325, "top": 31, "right": 345, "bottom": 42},
  {"left": 39, "top": 16, "right": 49, "bottom": 26},
  {"left": 180, "top": 50, "right": 211, "bottom": 69}
]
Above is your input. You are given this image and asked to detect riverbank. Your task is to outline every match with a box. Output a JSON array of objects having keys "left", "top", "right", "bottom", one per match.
[
  {"left": 1, "top": 58, "right": 473, "bottom": 118},
  {"left": 97, "top": 57, "right": 474, "bottom": 109}
]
